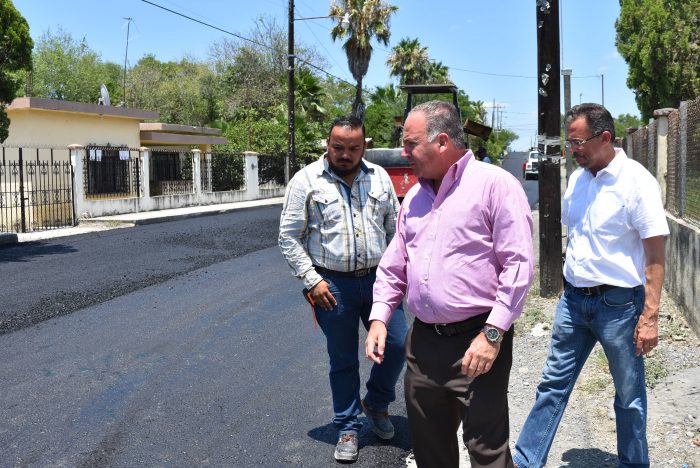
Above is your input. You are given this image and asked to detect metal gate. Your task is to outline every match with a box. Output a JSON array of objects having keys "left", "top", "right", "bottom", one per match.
[{"left": 0, "top": 147, "right": 75, "bottom": 233}]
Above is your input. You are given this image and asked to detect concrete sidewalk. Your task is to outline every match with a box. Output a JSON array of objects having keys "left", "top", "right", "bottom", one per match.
[{"left": 0, "top": 197, "right": 285, "bottom": 245}]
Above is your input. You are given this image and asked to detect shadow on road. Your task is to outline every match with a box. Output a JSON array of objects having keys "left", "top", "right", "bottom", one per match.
[
  {"left": 0, "top": 241, "right": 78, "bottom": 262},
  {"left": 307, "top": 415, "right": 412, "bottom": 451},
  {"left": 560, "top": 447, "right": 618, "bottom": 467}
]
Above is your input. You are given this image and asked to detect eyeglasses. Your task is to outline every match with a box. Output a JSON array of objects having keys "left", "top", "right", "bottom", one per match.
[{"left": 565, "top": 131, "right": 604, "bottom": 148}]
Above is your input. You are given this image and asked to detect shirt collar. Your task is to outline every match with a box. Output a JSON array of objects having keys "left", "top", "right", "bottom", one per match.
[
  {"left": 418, "top": 150, "right": 473, "bottom": 196},
  {"left": 595, "top": 147, "right": 626, "bottom": 179}
]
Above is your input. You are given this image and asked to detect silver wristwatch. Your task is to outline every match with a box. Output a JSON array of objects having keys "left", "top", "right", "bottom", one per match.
[{"left": 482, "top": 325, "right": 503, "bottom": 343}]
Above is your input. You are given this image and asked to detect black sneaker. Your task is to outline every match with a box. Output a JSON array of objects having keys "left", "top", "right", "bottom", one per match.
[
  {"left": 361, "top": 399, "right": 395, "bottom": 440},
  {"left": 334, "top": 433, "right": 359, "bottom": 462}
]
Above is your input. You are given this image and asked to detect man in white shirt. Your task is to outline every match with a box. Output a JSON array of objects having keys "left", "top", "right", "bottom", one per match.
[{"left": 513, "top": 103, "right": 669, "bottom": 468}]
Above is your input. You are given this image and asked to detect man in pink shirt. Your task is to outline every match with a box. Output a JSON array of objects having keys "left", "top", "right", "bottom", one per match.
[{"left": 365, "top": 101, "right": 534, "bottom": 467}]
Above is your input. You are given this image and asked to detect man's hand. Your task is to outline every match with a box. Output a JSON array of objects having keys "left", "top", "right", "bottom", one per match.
[
  {"left": 634, "top": 314, "right": 659, "bottom": 356},
  {"left": 461, "top": 332, "right": 501, "bottom": 377},
  {"left": 637, "top": 235, "right": 664, "bottom": 357},
  {"left": 311, "top": 281, "right": 337, "bottom": 310},
  {"left": 365, "top": 320, "right": 387, "bottom": 364}
]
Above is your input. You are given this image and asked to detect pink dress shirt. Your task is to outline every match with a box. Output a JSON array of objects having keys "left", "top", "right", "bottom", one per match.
[{"left": 370, "top": 152, "right": 534, "bottom": 331}]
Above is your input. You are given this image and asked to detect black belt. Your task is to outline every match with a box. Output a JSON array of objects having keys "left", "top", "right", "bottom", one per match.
[
  {"left": 565, "top": 280, "right": 620, "bottom": 296},
  {"left": 315, "top": 266, "right": 377, "bottom": 278},
  {"left": 414, "top": 314, "right": 488, "bottom": 337}
]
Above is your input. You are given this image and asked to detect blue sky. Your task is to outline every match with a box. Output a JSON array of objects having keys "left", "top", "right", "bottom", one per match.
[{"left": 13, "top": 0, "right": 640, "bottom": 151}]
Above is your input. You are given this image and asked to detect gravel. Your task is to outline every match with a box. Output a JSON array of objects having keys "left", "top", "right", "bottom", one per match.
[{"left": 446, "top": 291, "right": 700, "bottom": 468}]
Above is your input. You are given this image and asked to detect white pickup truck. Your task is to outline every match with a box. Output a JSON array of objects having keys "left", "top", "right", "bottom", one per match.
[{"left": 523, "top": 150, "right": 541, "bottom": 180}]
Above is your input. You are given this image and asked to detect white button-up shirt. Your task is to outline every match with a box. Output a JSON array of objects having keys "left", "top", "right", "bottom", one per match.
[{"left": 563, "top": 148, "right": 669, "bottom": 288}]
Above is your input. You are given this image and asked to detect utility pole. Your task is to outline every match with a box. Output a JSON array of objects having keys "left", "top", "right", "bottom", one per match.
[
  {"left": 562, "top": 69, "right": 573, "bottom": 182},
  {"left": 286, "top": 0, "right": 294, "bottom": 185},
  {"left": 123, "top": 17, "right": 133, "bottom": 107},
  {"left": 600, "top": 73, "right": 605, "bottom": 107},
  {"left": 536, "top": 0, "right": 562, "bottom": 296},
  {"left": 491, "top": 97, "right": 496, "bottom": 130}
]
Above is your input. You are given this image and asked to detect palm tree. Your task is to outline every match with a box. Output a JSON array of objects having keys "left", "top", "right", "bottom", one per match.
[
  {"left": 295, "top": 69, "right": 326, "bottom": 121},
  {"left": 329, "top": 0, "right": 398, "bottom": 121},
  {"left": 386, "top": 37, "right": 430, "bottom": 85},
  {"left": 426, "top": 60, "right": 452, "bottom": 84}
]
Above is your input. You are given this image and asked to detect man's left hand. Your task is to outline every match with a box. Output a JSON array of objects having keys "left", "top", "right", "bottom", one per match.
[
  {"left": 634, "top": 314, "right": 659, "bottom": 356},
  {"left": 461, "top": 332, "right": 500, "bottom": 377}
]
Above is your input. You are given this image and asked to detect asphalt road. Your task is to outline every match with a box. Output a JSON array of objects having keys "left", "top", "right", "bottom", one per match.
[
  {"left": 501, "top": 151, "right": 539, "bottom": 209},
  {"left": 0, "top": 205, "right": 282, "bottom": 335},
  {"left": 0, "top": 206, "right": 413, "bottom": 467},
  {"left": 0, "top": 159, "right": 537, "bottom": 467}
]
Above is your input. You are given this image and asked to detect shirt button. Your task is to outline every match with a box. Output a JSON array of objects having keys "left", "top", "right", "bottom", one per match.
[{"left": 424, "top": 304, "right": 429, "bottom": 308}]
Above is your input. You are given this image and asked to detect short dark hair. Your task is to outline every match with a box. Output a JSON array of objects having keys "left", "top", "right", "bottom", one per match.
[
  {"left": 409, "top": 101, "right": 466, "bottom": 150},
  {"left": 565, "top": 103, "right": 616, "bottom": 141},
  {"left": 328, "top": 115, "right": 365, "bottom": 140}
]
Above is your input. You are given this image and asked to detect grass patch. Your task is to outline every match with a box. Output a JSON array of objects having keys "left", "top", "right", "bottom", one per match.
[
  {"left": 644, "top": 352, "right": 668, "bottom": 389},
  {"left": 518, "top": 302, "right": 547, "bottom": 333},
  {"left": 579, "top": 347, "right": 613, "bottom": 394}
]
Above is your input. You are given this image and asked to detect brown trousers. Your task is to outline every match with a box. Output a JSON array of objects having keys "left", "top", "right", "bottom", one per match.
[{"left": 405, "top": 314, "right": 514, "bottom": 468}]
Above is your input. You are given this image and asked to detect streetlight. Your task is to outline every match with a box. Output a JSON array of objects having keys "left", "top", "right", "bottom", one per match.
[{"left": 286, "top": 0, "right": 347, "bottom": 184}]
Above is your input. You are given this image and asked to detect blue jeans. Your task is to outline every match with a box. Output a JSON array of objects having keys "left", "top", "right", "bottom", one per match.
[
  {"left": 513, "top": 283, "right": 648, "bottom": 468},
  {"left": 314, "top": 271, "right": 408, "bottom": 434}
]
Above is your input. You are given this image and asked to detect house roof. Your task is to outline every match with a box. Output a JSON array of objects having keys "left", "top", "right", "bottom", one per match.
[
  {"left": 139, "top": 123, "right": 227, "bottom": 146},
  {"left": 8, "top": 97, "right": 159, "bottom": 120}
]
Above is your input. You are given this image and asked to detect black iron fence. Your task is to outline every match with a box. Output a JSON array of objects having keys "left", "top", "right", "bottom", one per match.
[
  {"left": 0, "top": 147, "right": 74, "bottom": 233},
  {"left": 202, "top": 152, "right": 245, "bottom": 192},
  {"left": 84, "top": 146, "right": 141, "bottom": 199},
  {"left": 149, "top": 149, "right": 193, "bottom": 196}
]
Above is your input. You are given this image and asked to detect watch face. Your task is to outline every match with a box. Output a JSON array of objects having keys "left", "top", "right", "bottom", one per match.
[{"left": 485, "top": 327, "right": 500, "bottom": 342}]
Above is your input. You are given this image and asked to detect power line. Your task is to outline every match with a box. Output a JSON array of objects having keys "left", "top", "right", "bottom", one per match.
[
  {"left": 140, "top": 0, "right": 357, "bottom": 89},
  {"left": 450, "top": 66, "right": 536, "bottom": 79}
]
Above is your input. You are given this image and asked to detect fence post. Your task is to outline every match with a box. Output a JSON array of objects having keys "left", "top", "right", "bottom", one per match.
[
  {"left": 679, "top": 101, "right": 688, "bottom": 218},
  {"left": 192, "top": 149, "right": 202, "bottom": 198},
  {"left": 206, "top": 152, "right": 213, "bottom": 193},
  {"left": 139, "top": 147, "right": 151, "bottom": 212},
  {"left": 244, "top": 151, "right": 260, "bottom": 200},
  {"left": 653, "top": 108, "right": 675, "bottom": 206},
  {"left": 625, "top": 127, "right": 637, "bottom": 159},
  {"left": 68, "top": 144, "right": 86, "bottom": 219}
]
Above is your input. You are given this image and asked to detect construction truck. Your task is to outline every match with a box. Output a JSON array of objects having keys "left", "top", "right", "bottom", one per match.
[{"left": 364, "top": 84, "right": 492, "bottom": 200}]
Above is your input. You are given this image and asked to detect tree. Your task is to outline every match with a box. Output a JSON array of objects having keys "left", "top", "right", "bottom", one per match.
[
  {"left": 318, "top": 76, "right": 356, "bottom": 120},
  {"left": 386, "top": 38, "right": 452, "bottom": 86},
  {"left": 295, "top": 69, "right": 326, "bottom": 121},
  {"left": 365, "top": 83, "right": 405, "bottom": 147},
  {"left": 21, "top": 27, "right": 124, "bottom": 104},
  {"left": 614, "top": 113, "right": 644, "bottom": 139},
  {"left": 329, "top": 0, "right": 398, "bottom": 120},
  {"left": 0, "top": 0, "right": 33, "bottom": 142},
  {"left": 128, "top": 55, "right": 217, "bottom": 126},
  {"left": 426, "top": 60, "right": 451, "bottom": 84},
  {"left": 386, "top": 38, "right": 430, "bottom": 85},
  {"left": 616, "top": 0, "right": 700, "bottom": 119}
]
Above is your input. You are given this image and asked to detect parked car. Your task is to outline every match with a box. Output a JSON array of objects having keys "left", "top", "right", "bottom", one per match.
[{"left": 523, "top": 150, "right": 541, "bottom": 180}]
